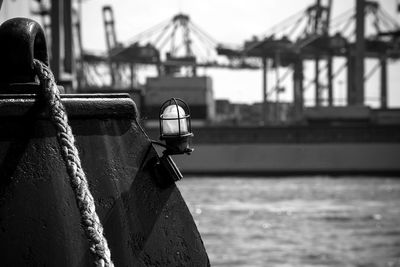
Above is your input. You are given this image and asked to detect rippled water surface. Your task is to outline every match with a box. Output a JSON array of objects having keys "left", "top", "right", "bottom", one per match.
[{"left": 178, "top": 177, "right": 400, "bottom": 267}]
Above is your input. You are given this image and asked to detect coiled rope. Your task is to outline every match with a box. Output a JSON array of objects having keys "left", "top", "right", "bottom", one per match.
[{"left": 33, "top": 59, "right": 114, "bottom": 267}]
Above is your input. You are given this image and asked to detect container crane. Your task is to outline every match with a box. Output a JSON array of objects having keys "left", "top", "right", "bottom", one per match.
[
  {"left": 101, "top": 6, "right": 160, "bottom": 89},
  {"left": 124, "top": 12, "right": 260, "bottom": 76},
  {"left": 218, "top": 0, "right": 400, "bottom": 124}
]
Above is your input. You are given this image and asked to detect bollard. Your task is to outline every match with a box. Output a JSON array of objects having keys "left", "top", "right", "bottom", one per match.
[{"left": 0, "top": 18, "right": 209, "bottom": 266}]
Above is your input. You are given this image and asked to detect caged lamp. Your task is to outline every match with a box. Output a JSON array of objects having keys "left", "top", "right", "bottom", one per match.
[{"left": 159, "top": 98, "right": 194, "bottom": 155}]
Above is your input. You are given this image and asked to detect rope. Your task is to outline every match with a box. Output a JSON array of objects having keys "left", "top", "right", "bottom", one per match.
[{"left": 33, "top": 59, "right": 114, "bottom": 267}]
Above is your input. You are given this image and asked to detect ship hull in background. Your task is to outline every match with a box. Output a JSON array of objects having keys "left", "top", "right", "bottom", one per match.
[
  {"left": 146, "top": 125, "right": 400, "bottom": 176},
  {"left": 173, "top": 143, "right": 400, "bottom": 175}
]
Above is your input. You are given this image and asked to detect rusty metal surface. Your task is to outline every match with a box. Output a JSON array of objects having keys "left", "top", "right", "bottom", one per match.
[{"left": 0, "top": 94, "right": 209, "bottom": 266}]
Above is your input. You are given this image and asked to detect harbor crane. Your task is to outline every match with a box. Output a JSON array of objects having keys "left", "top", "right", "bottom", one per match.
[
  {"left": 217, "top": 0, "right": 400, "bottom": 123},
  {"left": 120, "top": 10, "right": 260, "bottom": 76},
  {"left": 81, "top": 5, "right": 260, "bottom": 90}
]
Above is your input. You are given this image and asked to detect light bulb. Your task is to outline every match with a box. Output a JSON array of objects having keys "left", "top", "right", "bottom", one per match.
[{"left": 162, "top": 104, "right": 188, "bottom": 135}]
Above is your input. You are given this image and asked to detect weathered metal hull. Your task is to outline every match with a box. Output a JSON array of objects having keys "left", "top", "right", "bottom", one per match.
[{"left": 0, "top": 94, "right": 209, "bottom": 266}]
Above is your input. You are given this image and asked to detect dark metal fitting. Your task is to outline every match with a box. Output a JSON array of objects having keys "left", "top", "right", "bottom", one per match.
[
  {"left": 149, "top": 153, "right": 183, "bottom": 188},
  {"left": 0, "top": 18, "right": 48, "bottom": 85}
]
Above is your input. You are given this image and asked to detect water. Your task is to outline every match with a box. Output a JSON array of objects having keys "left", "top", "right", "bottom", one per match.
[{"left": 178, "top": 177, "right": 400, "bottom": 267}]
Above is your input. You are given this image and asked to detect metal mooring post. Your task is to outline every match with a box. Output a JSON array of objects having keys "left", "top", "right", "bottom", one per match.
[
  {"left": 0, "top": 18, "right": 48, "bottom": 84},
  {"left": 0, "top": 18, "right": 209, "bottom": 266}
]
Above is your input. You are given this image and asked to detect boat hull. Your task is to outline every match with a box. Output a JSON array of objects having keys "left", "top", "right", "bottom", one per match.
[
  {"left": 0, "top": 94, "right": 209, "bottom": 266},
  {"left": 173, "top": 143, "right": 400, "bottom": 175},
  {"left": 146, "top": 125, "right": 400, "bottom": 175}
]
